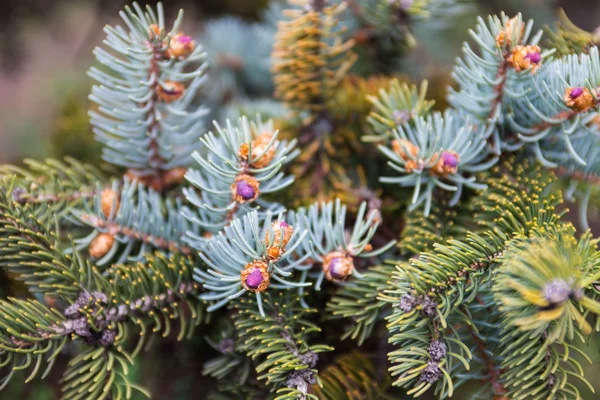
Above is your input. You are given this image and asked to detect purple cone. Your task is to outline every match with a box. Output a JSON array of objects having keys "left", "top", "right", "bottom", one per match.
[
  {"left": 525, "top": 52, "right": 541, "bottom": 64},
  {"left": 441, "top": 151, "right": 458, "bottom": 168},
  {"left": 236, "top": 180, "right": 256, "bottom": 200},
  {"left": 245, "top": 269, "right": 263, "bottom": 289},
  {"left": 570, "top": 87, "right": 584, "bottom": 99},
  {"left": 178, "top": 35, "right": 192, "bottom": 44},
  {"left": 329, "top": 258, "right": 346, "bottom": 279}
]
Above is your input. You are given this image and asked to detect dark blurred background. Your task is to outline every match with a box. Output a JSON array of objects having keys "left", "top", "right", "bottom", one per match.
[{"left": 0, "top": 0, "right": 600, "bottom": 399}]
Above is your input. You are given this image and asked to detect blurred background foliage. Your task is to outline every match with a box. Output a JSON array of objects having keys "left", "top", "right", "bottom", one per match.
[{"left": 0, "top": 0, "right": 600, "bottom": 398}]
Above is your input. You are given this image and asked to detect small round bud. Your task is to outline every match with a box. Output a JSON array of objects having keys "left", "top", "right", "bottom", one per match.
[
  {"left": 166, "top": 33, "right": 195, "bottom": 58},
  {"left": 265, "top": 220, "right": 293, "bottom": 260},
  {"left": 428, "top": 340, "right": 447, "bottom": 361},
  {"left": 99, "top": 329, "right": 117, "bottom": 347},
  {"left": 162, "top": 167, "right": 188, "bottom": 187},
  {"left": 392, "top": 109, "right": 411, "bottom": 124},
  {"left": 11, "top": 187, "right": 27, "bottom": 205},
  {"left": 420, "top": 296, "right": 437, "bottom": 317},
  {"left": 431, "top": 151, "right": 459, "bottom": 177},
  {"left": 495, "top": 17, "right": 525, "bottom": 47},
  {"left": 265, "top": 221, "right": 293, "bottom": 249},
  {"left": 250, "top": 132, "right": 276, "bottom": 169},
  {"left": 323, "top": 251, "right": 354, "bottom": 281},
  {"left": 232, "top": 175, "right": 260, "bottom": 203},
  {"left": 89, "top": 233, "right": 115, "bottom": 259},
  {"left": 420, "top": 361, "right": 442, "bottom": 384},
  {"left": 508, "top": 45, "right": 542, "bottom": 73},
  {"left": 157, "top": 81, "right": 185, "bottom": 103},
  {"left": 148, "top": 24, "right": 162, "bottom": 38},
  {"left": 100, "top": 189, "right": 120, "bottom": 219},
  {"left": 564, "top": 87, "right": 595, "bottom": 112},
  {"left": 392, "top": 139, "right": 419, "bottom": 161},
  {"left": 238, "top": 143, "right": 249, "bottom": 161},
  {"left": 543, "top": 279, "right": 573, "bottom": 305},
  {"left": 241, "top": 261, "right": 270, "bottom": 292},
  {"left": 399, "top": 294, "right": 416, "bottom": 313}
]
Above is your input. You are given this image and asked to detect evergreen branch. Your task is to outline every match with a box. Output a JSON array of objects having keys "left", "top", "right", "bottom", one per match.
[
  {"left": 272, "top": 0, "right": 357, "bottom": 112},
  {"left": 0, "top": 298, "right": 68, "bottom": 391},
  {"left": 365, "top": 79, "right": 434, "bottom": 142},
  {"left": 72, "top": 180, "right": 196, "bottom": 266},
  {"left": 378, "top": 109, "right": 496, "bottom": 216},
  {"left": 313, "top": 351, "right": 399, "bottom": 400},
  {"left": 89, "top": 2, "right": 208, "bottom": 178},
  {"left": 194, "top": 210, "right": 310, "bottom": 315},
  {"left": 0, "top": 157, "right": 106, "bottom": 224},
  {"left": 290, "top": 199, "right": 396, "bottom": 290},
  {"left": 78, "top": 213, "right": 193, "bottom": 256},
  {"left": 61, "top": 346, "right": 148, "bottom": 400},
  {"left": 183, "top": 116, "right": 297, "bottom": 234},
  {"left": 231, "top": 292, "right": 332, "bottom": 399},
  {"left": 0, "top": 180, "right": 92, "bottom": 298},
  {"left": 326, "top": 265, "right": 394, "bottom": 345}
]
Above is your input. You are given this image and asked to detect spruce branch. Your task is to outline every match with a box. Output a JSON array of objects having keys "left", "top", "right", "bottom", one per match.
[
  {"left": 0, "top": 180, "right": 94, "bottom": 298},
  {"left": 272, "top": 0, "right": 357, "bottom": 113},
  {"left": 231, "top": 292, "right": 331, "bottom": 399},
  {"left": 60, "top": 346, "right": 147, "bottom": 400},
  {"left": 194, "top": 209, "right": 310, "bottom": 315},
  {"left": 0, "top": 157, "right": 106, "bottom": 225},
  {"left": 89, "top": 2, "right": 208, "bottom": 184},
  {"left": 183, "top": 116, "right": 297, "bottom": 235},
  {"left": 72, "top": 180, "right": 196, "bottom": 266},
  {"left": 290, "top": 199, "right": 396, "bottom": 290},
  {"left": 0, "top": 298, "right": 68, "bottom": 391},
  {"left": 378, "top": 109, "right": 496, "bottom": 216}
]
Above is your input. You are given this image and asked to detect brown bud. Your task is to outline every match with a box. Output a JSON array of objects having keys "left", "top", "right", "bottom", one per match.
[
  {"left": 238, "top": 143, "right": 249, "bottom": 161},
  {"left": 100, "top": 189, "right": 120, "bottom": 219},
  {"left": 405, "top": 159, "right": 418, "bottom": 173},
  {"left": 564, "top": 87, "right": 595, "bottom": 112},
  {"left": 166, "top": 33, "right": 195, "bottom": 58},
  {"left": 250, "top": 133, "right": 276, "bottom": 169},
  {"left": 392, "top": 139, "right": 419, "bottom": 161},
  {"left": 508, "top": 45, "right": 542, "bottom": 73},
  {"left": 323, "top": 251, "right": 354, "bottom": 281},
  {"left": 89, "top": 233, "right": 115, "bottom": 259},
  {"left": 149, "top": 24, "right": 161, "bottom": 38},
  {"left": 241, "top": 261, "right": 270, "bottom": 292},
  {"left": 265, "top": 220, "right": 293, "bottom": 260},
  {"left": 162, "top": 167, "right": 188, "bottom": 187},
  {"left": 231, "top": 175, "right": 260, "bottom": 203},
  {"left": 157, "top": 81, "right": 185, "bottom": 103},
  {"left": 267, "top": 246, "right": 282, "bottom": 260},
  {"left": 496, "top": 17, "right": 525, "bottom": 47}
]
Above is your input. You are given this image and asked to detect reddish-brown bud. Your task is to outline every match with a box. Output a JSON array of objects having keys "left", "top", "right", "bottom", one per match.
[
  {"left": 100, "top": 189, "right": 120, "bottom": 219},
  {"left": 157, "top": 81, "right": 185, "bottom": 103},
  {"left": 89, "top": 233, "right": 115, "bottom": 259},
  {"left": 392, "top": 139, "right": 419, "bottom": 161}
]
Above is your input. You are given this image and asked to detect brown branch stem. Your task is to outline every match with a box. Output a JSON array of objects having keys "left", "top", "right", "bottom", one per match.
[{"left": 80, "top": 214, "right": 192, "bottom": 255}]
